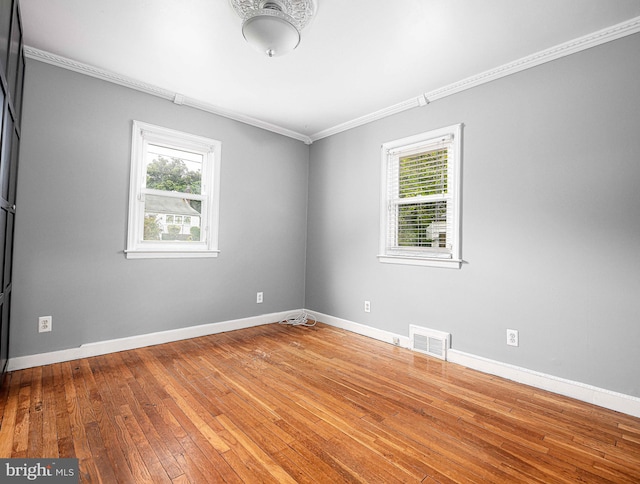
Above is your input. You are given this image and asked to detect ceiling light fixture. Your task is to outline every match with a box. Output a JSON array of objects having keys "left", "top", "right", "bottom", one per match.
[{"left": 229, "top": 0, "right": 317, "bottom": 57}]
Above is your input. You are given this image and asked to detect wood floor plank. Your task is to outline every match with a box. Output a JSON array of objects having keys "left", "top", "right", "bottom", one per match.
[
  {"left": 117, "top": 403, "right": 171, "bottom": 483},
  {"left": 12, "top": 367, "right": 34, "bottom": 457},
  {"left": 216, "top": 413, "right": 298, "bottom": 484},
  {"left": 2, "top": 322, "right": 639, "bottom": 483},
  {"left": 26, "top": 366, "right": 46, "bottom": 458},
  {"left": 50, "top": 364, "right": 72, "bottom": 458},
  {"left": 272, "top": 446, "right": 339, "bottom": 484},
  {"left": 121, "top": 378, "right": 199, "bottom": 480},
  {"left": 37, "top": 365, "right": 58, "bottom": 458},
  {"left": 59, "top": 362, "right": 102, "bottom": 483},
  {"left": 0, "top": 371, "right": 21, "bottom": 457},
  {"left": 156, "top": 394, "right": 241, "bottom": 484},
  {"left": 116, "top": 377, "right": 184, "bottom": 479},
  {"left": 0, "top": 373, "right": 11, "bottom": 424},
  {"left": 113, "top": 412, "right": 157, "bottom": 483}
]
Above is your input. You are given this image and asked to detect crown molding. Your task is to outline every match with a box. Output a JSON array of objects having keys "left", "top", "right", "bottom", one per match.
[
  {"left": 24, "top": 47, "right": 177, "bottom": 101},
  {"left": 184, "top": 96, "right": 313, "bottom": 144},
  {"left": 23, "top": 46, "right": 313, "bottom": 145},
  {"left": 309, "top": 96, "right": 425, "bottom": 142},
  {"left": 24, "top": 15, "right": 640, "bottom": 145},
  {"left": 422, "top": 15, "right": 640, "bottom": 105},
  {"left": 308, "top": 15, "right": 640, "bottom": 142}
]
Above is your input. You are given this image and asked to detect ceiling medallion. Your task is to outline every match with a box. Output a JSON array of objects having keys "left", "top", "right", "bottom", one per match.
[{"left": 229, "top": 0, "right": 317, "bottom": 57}]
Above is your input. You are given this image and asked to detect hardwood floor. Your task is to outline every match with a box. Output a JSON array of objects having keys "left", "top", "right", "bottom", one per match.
[{"left": 1, "top": 322, "right": 639, "bottom": 483}]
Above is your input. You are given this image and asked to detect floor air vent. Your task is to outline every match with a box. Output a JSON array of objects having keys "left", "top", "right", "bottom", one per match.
[{"left": 409, "top": 325, "right": 451, "bottom": 361}]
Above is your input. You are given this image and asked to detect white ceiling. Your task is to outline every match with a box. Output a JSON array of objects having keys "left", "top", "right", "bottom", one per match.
[{"left": 19, "top": 0, "right": 640, "bottom": 140}]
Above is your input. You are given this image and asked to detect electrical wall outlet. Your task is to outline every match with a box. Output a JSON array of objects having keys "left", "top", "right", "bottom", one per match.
[
  {"left": 39, "top": 316, "right": 52, "bottom": 333},
  {"left": 364, "top": 300, "right": 371, "bottom": 313},
  {"left": 256, "top": 292, "right": 263, "bottom": 304},
  {"left": 506, "top": 329, "right": 519, "bottom": 347}
]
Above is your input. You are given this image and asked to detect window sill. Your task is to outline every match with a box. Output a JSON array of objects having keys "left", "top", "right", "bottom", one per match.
[
  {"left": 125, "top": 249, "right": 220, "bottom": 260},
  {"left": 378, "top": 254, "right": 462, "bottom": 269}
]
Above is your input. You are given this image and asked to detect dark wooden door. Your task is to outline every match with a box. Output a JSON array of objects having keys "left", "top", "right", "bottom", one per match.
[{"left": 0, "top": 0, "right": 25, "bottom": 375}]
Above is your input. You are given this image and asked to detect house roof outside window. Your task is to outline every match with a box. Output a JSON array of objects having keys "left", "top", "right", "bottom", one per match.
[{"left": 145, "top": 194, "right": 200, "bottom": 216}]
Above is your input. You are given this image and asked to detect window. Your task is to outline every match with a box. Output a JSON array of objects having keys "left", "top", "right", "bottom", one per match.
[
  {"left": 126, "top": 121, "right": 221, "bottom": 259},
  {"left": 379, "top": 124, "right": 462, "bottom": 268}
]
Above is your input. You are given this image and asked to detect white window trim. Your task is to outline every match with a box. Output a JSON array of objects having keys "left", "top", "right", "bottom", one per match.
[
  {"left": 126, "top": 121, "right": 221, "bottom": 259},
  {"left": 378, "top": 124, "right": 462, "bottom": 269}
]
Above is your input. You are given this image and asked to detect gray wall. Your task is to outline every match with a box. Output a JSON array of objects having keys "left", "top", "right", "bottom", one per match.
[
  {"left": 12, "top": 33, "right": 640, "bottom": 399},
  {"left": 305, "top": 34, "right": 640, "bottom": 397},
  {"left": 12, "top": 60, "right": 309, "bottom": 357}
]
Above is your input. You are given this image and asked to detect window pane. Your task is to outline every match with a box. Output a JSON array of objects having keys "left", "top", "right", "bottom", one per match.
[
  {"left": 143, "top": 194, "right": 202, "bottom": 242},
  {"left": 145, "top": 144, "right": 203, "bottom": 195},
  {"left": 397, "top": 201, "right": 447, "bottom": 248},
  {"left": 399, "top": 148, "right": 448, "bottom": 198}
]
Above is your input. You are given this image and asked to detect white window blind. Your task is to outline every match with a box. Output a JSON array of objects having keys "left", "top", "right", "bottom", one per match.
[{"left": 379, "top": 125, "right": 462, "bottom": 268}]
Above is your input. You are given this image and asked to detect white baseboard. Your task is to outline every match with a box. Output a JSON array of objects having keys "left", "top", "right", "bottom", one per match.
[
  {"left": 446, "top": 350, "right": 640, "bottom": 418},
  {"left": 7, "top": 310, "right": 296, "bottom": 371},
  {"left": 314, "top": 311, "right": 640, "bottom": 419},
  {"left": 313, "top": 311, "right": 412, "bottom": 348},
  {"left": 9, "top": 309, "right": 640, "bottom": 419}
]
